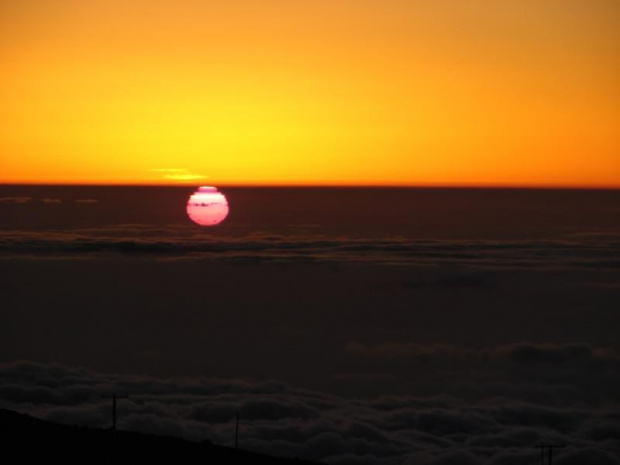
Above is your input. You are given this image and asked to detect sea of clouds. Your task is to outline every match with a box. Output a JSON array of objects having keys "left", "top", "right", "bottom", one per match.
[{"left": 2, "top": 346, "right": 619, "bottom": 465}]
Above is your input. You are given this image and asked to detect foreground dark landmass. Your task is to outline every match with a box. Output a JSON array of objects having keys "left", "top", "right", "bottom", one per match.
[{"left": 1, "top": 409, "right": 320, "bottom": 465}]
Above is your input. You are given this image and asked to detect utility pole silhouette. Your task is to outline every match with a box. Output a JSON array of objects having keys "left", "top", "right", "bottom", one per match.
[
  {"left": 537, "top": 444, "right": 566, "bottom": 465},
  {"left": 100, "top": 393, "right": 128, "bottom": 465},
  {"left": 101, "top": 393, "right": 128, "bottom": 431},
  {"left": 235, "top": 412, "right": 240, "bottom": 450}
]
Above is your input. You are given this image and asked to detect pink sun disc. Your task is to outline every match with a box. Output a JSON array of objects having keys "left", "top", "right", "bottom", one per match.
[{"left": 186, "top": 186, "right": 229, "bottom": 226}]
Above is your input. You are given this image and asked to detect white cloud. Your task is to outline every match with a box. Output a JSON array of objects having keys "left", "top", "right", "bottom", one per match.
[
  {"left": 1, "top": 361, "right": 618, "bottom": 465},
  {"left": 149, "top": 168, "right": 208, "bottom": 181}
]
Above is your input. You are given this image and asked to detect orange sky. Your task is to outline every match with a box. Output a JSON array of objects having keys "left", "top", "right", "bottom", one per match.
[{"left": 1, "top": 0, "right": 618, "bottom": 187}]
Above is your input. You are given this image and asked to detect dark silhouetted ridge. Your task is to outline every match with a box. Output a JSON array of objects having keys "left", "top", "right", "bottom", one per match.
[{"left": 1, "top": 409, "right": 321, "bottom": 464}]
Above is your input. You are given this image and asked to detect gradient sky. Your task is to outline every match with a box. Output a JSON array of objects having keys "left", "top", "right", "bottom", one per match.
[{"left": 1, "top": 0, "right": 618, "bottom": 186}]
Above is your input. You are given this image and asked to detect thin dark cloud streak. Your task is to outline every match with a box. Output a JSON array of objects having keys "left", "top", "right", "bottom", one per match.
[
  {"left": 0, "top": 197, "right": 32, "bottom": 203},
  {"left": 0, "top": 228, "right": 618, "bottom": 269},
  {"left": 346, "top": 341, "right": 620, "bottom": 364}
]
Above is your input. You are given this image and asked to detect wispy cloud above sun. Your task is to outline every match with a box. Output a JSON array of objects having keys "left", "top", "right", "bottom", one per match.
[{"left": 149, "top": 169, "right": 209, "bottom": 182}]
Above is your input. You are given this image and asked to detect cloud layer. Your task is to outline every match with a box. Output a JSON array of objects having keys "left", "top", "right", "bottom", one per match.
[
  {"left": 1, "top": 225, "right": 618, "bottom": 269},
  {"left": 1, "top": 356, "right": 618, "bottom": 465}
]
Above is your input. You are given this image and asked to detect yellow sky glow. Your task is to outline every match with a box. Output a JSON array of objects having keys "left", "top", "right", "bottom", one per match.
[{"left": 1, "top": 0, "right": 619, "bottom": 186}]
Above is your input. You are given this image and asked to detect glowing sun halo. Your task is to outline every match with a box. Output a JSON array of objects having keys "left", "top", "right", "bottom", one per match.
[{"left": 186, "top": 186, "right": 229, "bottom": 226}]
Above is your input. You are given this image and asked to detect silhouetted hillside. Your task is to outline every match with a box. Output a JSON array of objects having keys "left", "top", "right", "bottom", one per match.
[{"left": 1, "top": 409, "right": 321, "bottom": 465}]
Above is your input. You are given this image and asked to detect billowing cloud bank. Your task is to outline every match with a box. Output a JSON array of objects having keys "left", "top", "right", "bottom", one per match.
[{"left": 1, "top": 356, "right": 618, "bottom": 465}]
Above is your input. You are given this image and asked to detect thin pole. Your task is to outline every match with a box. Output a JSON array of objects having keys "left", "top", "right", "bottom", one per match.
[
  {"left": 536, "top": 444, "right": 565, "bottom": 465},
  {"left": 101, "top": 393, "right": 128, "bottom": 431},
  {"left": 235, "top": 413, "right": 239, "bottom": 449}
]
